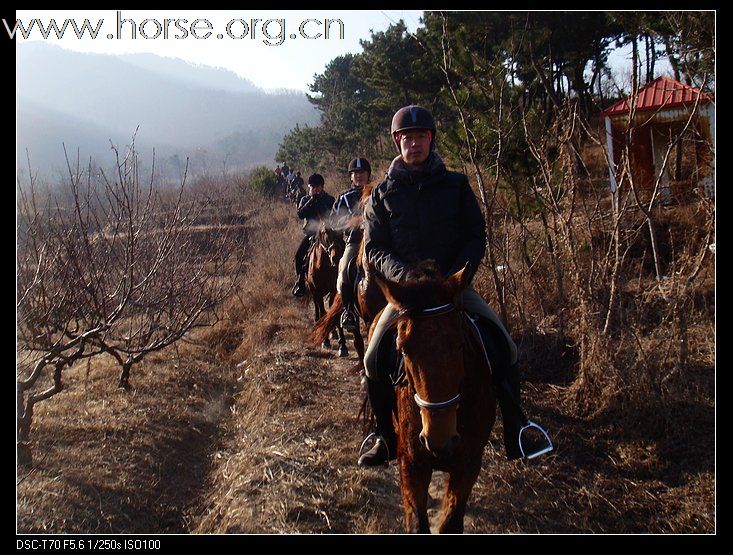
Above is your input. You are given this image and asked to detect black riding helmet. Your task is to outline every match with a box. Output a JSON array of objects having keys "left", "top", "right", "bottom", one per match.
[
  {"left": 308, "top": 173, "right": 325, "bottom": 188},
  {"left": 390, "top": 105, "right": 436, "bottom": 152},
  {"left": 347, "top": 157, "right": 371, "bottom": 175}
]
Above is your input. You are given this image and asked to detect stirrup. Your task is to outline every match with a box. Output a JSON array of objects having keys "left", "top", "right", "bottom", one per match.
[
  {"left": 518, "top": 421, "right": 554, "bottom": 460},
  {"left": 292, "top": 280, "right": 306, "bottom": 297},
  {"left": 358, "top": 432, "right": 381, "bottom": 458},
  {"left": 340, "top": 309, "right": 357, "bottom": 330},
  {"left": 358, "top": 432, "right": 393, "bottom": 466}
]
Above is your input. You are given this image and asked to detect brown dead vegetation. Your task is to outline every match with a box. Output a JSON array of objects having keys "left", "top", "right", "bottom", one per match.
[{"left": 17, "top": 170, "right": 714, "bottom": 534}]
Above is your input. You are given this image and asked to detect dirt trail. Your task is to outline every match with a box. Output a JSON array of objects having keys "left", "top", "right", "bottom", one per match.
[
  {"left": 183, "top": 291, "right": 713, "bottom": 534},
  {"left": 186, "top": 303, "right": 406, "bottom": 533}
]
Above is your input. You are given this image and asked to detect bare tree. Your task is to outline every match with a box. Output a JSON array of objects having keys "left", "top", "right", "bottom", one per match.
[{"left": 17, "top": 139, "right": 244, "bottom": 465}]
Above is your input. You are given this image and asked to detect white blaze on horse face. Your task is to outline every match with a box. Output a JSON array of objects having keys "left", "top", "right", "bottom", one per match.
[{"left": 406, "top": 330, "right": 463, "bottom": 454}]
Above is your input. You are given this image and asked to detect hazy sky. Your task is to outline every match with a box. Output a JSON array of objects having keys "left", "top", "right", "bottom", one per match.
[{"left": 14, "top": 10, "right": 425, "bottom": 92}]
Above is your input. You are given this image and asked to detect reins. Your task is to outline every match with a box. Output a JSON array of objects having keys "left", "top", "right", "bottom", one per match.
[{"left": 397, "top": 302, "right": 456, "bottom": 319}]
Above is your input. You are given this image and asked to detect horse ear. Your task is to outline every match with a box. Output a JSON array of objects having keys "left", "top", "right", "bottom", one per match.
[
  {"left": 374, "top": 273, "right": 406, "bottom": 308},
  {"left": 447, "top": 262, "right": 471, "bottom": 297}
]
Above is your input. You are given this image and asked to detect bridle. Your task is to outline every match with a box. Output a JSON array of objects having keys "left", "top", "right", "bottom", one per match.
[
  {"left": 318, "top": 228, "right": 341, "bottom": 267},
  {"left": 397, "top": 302, "right": 463, "bottom": 412}
]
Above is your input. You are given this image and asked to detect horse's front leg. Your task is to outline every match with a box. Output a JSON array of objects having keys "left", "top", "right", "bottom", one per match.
[
  {"left": 436, "top": 458, "right": 482, "bottom": 534},
  {"left": 353, "top": 325, "right": 365, "bottom": 362},
  {"left": 398, "top": 457, "right": 432, "bottom": 533}
]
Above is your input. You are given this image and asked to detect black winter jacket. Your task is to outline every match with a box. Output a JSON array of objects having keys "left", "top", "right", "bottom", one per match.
[
  {"left": 331, "top": 185, "right": 365, "bottom": 245},
  {"left": 297, "top": 191, "right": 336, "bottom": 235},
  {"left": 363, "top": 153, "right": 486, "bottom": 283}
]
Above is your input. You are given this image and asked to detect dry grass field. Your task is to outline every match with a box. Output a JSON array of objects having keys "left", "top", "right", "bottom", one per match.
[{"left": 16, "top": 183, "right": 715, "bottom": 536}]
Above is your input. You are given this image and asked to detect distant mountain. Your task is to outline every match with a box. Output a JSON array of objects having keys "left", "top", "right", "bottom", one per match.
[
  {"left": 119, "top": 52, "right": 260, "bottom": 95},
  {"left": 16, "top": 42, "right": 319, "bottom": 180}
]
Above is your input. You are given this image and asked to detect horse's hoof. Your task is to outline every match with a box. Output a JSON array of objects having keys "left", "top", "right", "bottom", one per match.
[
  {"left": 338, "top": 347, "right": 348, "bottom": 358},
  {"left": 322, "top": 340, "right": 331, "bottom": 349}
]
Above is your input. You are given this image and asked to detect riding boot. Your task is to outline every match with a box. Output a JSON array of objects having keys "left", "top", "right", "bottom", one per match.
[
  {"left": 495, "top": 365, "right": 524, "bottom": 460},
  {"left": 358, "top": 377, "right": 397, "bottom": 467},
  {"left": 472, "top": 316, "right": 529, "bottom": 460},
  {"left": 292, "top": 273, "right": 306, "bottom": 297}
]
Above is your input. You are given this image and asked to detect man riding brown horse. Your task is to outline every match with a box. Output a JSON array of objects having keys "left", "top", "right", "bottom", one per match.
[
  {"left": 331, "top": 157, "right": 372, "bottom": 333},
  {"left": 358, "top": 105, "right": 553, "bottom": 467},
  {"left": 292, "top": 174, "right": 336, "bottom": 298}
]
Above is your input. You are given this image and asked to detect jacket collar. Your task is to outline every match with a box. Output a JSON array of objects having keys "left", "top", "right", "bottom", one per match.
[{"left": 386, "top": 152, "right": 446, "bottom": 184}]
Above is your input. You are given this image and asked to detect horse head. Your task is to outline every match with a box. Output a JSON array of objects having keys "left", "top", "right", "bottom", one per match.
[
  {"left": 318, "top": 224, "right": 344, "bottom": 268},
  {"left": 376, "top": 261, "right": 471, "bottom": 459}
]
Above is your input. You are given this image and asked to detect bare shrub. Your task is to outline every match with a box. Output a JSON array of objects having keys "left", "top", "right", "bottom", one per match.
[{"left": 458, "top": 92, "right": 713, "bottom": 429}]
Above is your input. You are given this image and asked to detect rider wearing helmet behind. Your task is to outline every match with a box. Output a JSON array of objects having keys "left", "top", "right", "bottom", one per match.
[
  {"left": 292, "top": 173, "right": 336, "bottom": 298},
  {"left": 331, "top": 157, "right": 372, "bottom": 331},
  {"left": 292, "top": 171, "right": 305, "bottom": 197},
  {"left": 359, "top": 105, "right": 553, "bottom": 467}
]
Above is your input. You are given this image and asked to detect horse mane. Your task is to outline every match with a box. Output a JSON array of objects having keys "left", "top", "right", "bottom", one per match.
[
  {"left": 360, "top": 182, "right": 375, "bottom": 204},
  {"left": 393, "top": 260, "right": 486, "bottom": 379},
  {"left": 388, "top": 260, "right": 455, "bottom": 314}
]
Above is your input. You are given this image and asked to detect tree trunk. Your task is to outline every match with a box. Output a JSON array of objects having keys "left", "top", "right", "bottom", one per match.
[
  {"left": 649, "top": 36, "right": 657, "bottom": 83},
  {"left": 17, "top": 360, "right": 67, "bottom": 467},
  {"left": 118, "top": 361, "right": 133, "bottom": 390}
]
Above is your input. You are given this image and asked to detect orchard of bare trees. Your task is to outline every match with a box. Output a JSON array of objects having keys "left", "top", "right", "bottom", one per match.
[{"left": 17, "top": 138, "right": 246, "bottom": 465}]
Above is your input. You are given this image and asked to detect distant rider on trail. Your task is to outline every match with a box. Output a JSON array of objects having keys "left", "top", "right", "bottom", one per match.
[{"left": 292, "top": 174, "right": 336, "bottom": 298}]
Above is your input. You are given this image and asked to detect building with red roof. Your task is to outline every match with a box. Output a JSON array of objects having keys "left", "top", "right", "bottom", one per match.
[{"left": 602, "top": 76, "right": 715, "bottom": 203}]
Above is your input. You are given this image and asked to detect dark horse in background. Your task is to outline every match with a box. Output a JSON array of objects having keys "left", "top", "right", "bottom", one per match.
[
  {"left": 375, "top": 261, "right": 496, "bottom": 533},
  {"left": 286, "top": 181, "right": 305, "bottom": 205},
  {"left": 306, "top": 223, "right": 348, "bottom": 356},
  {"left": 311, "top": 184, "right": 385, "bottom": 366}
]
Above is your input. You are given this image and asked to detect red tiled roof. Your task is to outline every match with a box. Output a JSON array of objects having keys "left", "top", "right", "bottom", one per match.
[{"left": 601, "top": 76, "right": 713, "bottom": 117}]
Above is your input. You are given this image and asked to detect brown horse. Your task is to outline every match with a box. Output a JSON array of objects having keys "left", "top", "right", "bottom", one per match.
[
  {"left": 374, "top": 261, "right": 496, "bottom": 533},
  {"left": 312, "top": 183, "right": 386, "bottom": 365},
  {"left": 306, "top": 223, "right": 348, "bottom": 356}
]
